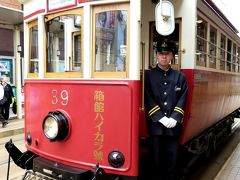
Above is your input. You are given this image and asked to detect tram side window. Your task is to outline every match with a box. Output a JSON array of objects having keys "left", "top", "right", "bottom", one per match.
[
  {"left": 238, "top": 47, "right": 240, "bottom": 72},
  {"left": 29, "top": 20, "right": 39, "bottom": 74},
  {"left": 233, "top": 44, "right": 237, "bottom": 72},
  {"left": 219, "top": 34, "right": 226, "bottom": 71},
  {"left": 227, "top": 39, "right": 232, "bottom": 71},
  {"left": 46, "top": 14, "right": 82, "bottom": 73},
  {"left": 93, "top": 9, "right": 128, "bottom": 75},
  {"left": 209, "top": 26, "right": 217, "bottom": 69},
  {"left": 196, "top": 16, "right": 207, "bottom": 67}
]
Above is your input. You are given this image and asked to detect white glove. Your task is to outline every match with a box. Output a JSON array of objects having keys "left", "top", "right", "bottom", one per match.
[
  {"left": 168, "top": 118, "right": 177, "bottom": 128},
  {"left": 159, "top": 117, "right": 177, "bottom": 128},
  {"left": 158, "top": 116, "right": 169, "bottom": 128}
]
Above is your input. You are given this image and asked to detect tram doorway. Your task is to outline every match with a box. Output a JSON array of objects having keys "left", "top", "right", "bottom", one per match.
[{"left": 149, "top": 19, "right": 182, "bottom": 70}]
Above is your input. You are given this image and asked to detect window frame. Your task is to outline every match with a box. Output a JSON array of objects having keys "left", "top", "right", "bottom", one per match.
[
  {"left": 92, "top": 3, "right": 130, "bottom": 78},
  {"left": 44, "top": 8, "right": 84, "bottom": 78},
  {"left": 196, "top": 16, "right": 208, "bottom": 67},
  {"left": 28, "top": 19, "right": 38, "bottom": 78}
]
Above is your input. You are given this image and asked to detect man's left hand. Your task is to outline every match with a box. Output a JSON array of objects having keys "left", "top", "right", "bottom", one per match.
[{"left": 167, "top": 118, "right": 177, "bottom": 128}]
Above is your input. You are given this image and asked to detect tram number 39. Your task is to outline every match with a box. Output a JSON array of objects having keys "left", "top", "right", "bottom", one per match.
[{"left": 51, "top": 89, "right": 69, "bottom": 106}]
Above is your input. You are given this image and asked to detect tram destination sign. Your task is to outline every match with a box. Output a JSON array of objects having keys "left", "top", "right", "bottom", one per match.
[{"left": 47, "top": 0, "right": 77, "bottom": 12}]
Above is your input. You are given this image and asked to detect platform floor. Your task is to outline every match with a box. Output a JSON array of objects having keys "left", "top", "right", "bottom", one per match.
[
  {"left": 214, "top": 118, "right": 240, "bottom": 180},
  {"left": 215, "top": 142, "right": 240, "bottom": 180}
]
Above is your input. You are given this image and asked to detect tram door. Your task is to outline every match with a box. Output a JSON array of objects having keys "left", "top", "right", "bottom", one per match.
[{"left": 149, "top": 19, "right": 182, "bottom": 70}]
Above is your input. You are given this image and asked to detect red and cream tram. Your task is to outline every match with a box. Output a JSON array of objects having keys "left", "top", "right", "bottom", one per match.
[{"left": 6, "top": 0, "right": 240, "bottom": 179}]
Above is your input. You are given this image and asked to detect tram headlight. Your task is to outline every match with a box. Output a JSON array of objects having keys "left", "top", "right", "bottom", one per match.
[
  {"left": 108, "top": 151, "right": 125, "bottom": 168},
  {"left": 42, "top": 111, "right": 69, "bottom": 141}
]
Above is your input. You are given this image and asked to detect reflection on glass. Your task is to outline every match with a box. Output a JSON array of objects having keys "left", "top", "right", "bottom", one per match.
[
  {"left": 30, "top": 25, "right": 38, "bottom": 73},
  {"left": 220, "top": 34, "right": 226, "bottom": 70},
  {"left": 46, "top": 14, "right": 82, "bottom": 73},
  {"left": 95, "top": 10, "right": 127, "bottom": 72},
  {"left": 209, "top": 26, "right": 216, "bottom": 68},
  {"left": 196, "top": 16, "right": 207, "bottom": 67}
]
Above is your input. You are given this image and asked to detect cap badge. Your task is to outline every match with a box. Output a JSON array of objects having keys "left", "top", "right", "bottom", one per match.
[{"left": 161, "top": 42, "right": 168, "bottom": 48}]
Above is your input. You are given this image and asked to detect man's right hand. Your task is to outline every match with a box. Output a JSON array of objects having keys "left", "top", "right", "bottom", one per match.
[
  {"left": 159, "top": 116, "right": 177, "bottom": 128},
  {"left": 158, "top": 116, "right": 169, "bottom": 127}
]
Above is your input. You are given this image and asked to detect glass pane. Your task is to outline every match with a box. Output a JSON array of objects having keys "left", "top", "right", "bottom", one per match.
[
  {"left": 46, "top": 14, "right": 82, "bottom": 73},
  {"left": 95, "top": 10, "right": 127, "bottom": 72},
  {"left": 227, "top": 39, "right": 232, "bottom": 71},
  {"left": 209, "top": 26, "right": 217, "bottom": 68},
  {"left": 220, "top": 35, "right": 226, "bottom": 70},
  {"left": 196, "top": 17, "right": 207, "bottom": 67},
  {"left": 73, "top": 32, "right": 81, "bottom": 71},
  {"left": 238, "top": 47, "right": 240, "bottom": 72},
  {"left": 233, "top": 44, "right": 237, "bottom": 72},
  {"left": 30, "top": 25, "right": 38, "bottom": 73}
]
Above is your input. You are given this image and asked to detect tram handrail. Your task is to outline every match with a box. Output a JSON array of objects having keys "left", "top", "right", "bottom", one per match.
[{"left": 141, "top": 41, "right": 145, "bottom": 111}]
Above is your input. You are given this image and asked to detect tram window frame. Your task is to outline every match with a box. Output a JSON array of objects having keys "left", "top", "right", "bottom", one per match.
[
  {"left": 196, "top": 16, "right": 207, "bottom": 67},
  {"left": 208, "top": 25, "right": 217, "bottom": 69},
  {"left": 28, "top": 19, "right": 39, "bottom": 78},
  {"left": 227, "top": 39, "right": 232, "bottom": 72},
  {"left": 232, "top": 43, "right": 237, "bottom": 72},
  {"left": 238, "top": 47, "right": 240, "bottom": 72},
  {"left": 44, "top": 8, "right": 84, "bottom": 78},
  {"left": 219, "top": 34, "right": 226, "bottom": 71},
  {"left": 92, "top": 3, "right": 130, "bottom": 78}
]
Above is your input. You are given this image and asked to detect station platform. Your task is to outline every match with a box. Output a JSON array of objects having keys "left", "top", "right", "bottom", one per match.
[
  {"left": 215, "top": 141, "right": 240, "bottom": 180},
  {"left": 0, "top": 117, "right": 24, "bottom": 139}
]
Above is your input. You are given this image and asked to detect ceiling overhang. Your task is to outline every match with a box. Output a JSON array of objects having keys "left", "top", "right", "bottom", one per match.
[{"left": 0, "top": 6, "right": 23, "bottom": 26}]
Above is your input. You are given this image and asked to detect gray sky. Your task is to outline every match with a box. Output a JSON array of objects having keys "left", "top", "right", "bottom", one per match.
[{"left": 213, "top": 0, "right": 240, "bottom": 36}]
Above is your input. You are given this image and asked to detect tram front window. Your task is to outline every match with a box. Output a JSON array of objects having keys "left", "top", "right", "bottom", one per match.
[
  {"left": 94, "top": 10, "right": 127, "bottom": 72},
  {"left": 46, "top": 14, "right": 82, "bottom": 73}
]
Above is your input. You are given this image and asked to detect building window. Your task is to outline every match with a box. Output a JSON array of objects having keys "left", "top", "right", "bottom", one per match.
[{"left": 0, "top": 28, "right": 13, "bottom": 56}]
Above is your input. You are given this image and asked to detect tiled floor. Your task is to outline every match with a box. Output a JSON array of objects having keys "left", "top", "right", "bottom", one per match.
[{"left": 215, "top": 143, "right": 240, "bottom": 180}]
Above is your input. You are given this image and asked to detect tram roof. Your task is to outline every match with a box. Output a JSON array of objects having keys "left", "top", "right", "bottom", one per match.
[{"left": 203, "top": 0, "right": 239, "bottom": 34}]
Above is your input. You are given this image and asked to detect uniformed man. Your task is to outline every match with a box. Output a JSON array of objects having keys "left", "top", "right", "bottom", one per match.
[{"left": 145, "top": 40, "right": 188, "bottom": 180}]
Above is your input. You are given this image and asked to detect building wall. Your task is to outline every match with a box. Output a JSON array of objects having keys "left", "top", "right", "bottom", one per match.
[
  {"left": 0, "top": 0, "right": 21, "bottom": 10},
  {"left": 0, "top": 28, "right": 13, "bottom": 56}
]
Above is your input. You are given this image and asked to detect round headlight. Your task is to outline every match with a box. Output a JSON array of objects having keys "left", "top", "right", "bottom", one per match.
[{"left": 42, "top": 111, "right": 69, "bottom": 141}]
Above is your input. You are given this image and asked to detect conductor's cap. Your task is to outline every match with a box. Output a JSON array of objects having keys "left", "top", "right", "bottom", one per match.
[{"left": 157, "top": 40, "right": 174, "bottom": 53}]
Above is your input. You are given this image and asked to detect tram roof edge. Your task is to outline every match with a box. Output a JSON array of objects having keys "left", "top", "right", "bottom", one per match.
[{"left": 202, "top": 0, "right": 239, "bottom": 34}]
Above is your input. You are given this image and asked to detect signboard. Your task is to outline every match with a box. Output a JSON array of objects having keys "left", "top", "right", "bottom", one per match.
[
  {"left": 0, "top": 58, "right": 13, "bottom": 84},
  {"left": 47, "top": 0, "right": 77, "bottom": 12}
]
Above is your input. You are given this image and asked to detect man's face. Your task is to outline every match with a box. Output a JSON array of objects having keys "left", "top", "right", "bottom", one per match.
[{"left": 157, "top": 51, "right": 173, "bottom": 69}]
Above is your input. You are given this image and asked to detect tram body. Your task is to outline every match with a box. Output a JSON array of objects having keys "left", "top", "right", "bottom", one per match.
[{"left": 6, "top": 0, "right": 240, "bottom": 179}]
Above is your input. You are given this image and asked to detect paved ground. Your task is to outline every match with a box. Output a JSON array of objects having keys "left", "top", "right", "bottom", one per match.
[{"left": 0, "top": 118, "right": 25, "bottom": 180}]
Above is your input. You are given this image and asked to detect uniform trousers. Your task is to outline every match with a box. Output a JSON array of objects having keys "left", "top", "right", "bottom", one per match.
[
  {"left": 0, "top": 106, "right": 6, "bottom": 124},
  {"left": 2, "top": 102, "right": 10, "bottom": 121},
  {"left": 150, "top": 135, "right": 180, "bottom": 180}
]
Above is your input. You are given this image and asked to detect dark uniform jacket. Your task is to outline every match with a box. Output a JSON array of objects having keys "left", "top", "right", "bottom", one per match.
[{"left": 145, "top": 65, "right": 188, "bottom": 136}]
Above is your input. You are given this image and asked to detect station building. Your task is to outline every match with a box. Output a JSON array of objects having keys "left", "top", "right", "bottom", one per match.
[{"left": 0, "top": 0, "right": 24, "bottom": 118}]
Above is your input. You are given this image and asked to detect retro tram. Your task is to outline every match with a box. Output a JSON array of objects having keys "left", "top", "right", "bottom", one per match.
[{"left": 6, "top": 0, "right": 240, "bottom": 179}]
